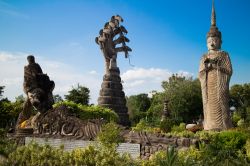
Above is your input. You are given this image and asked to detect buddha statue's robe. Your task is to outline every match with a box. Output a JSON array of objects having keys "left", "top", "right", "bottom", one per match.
[{"left": 199, "top": 51, "right": 233, "bottom": 130}]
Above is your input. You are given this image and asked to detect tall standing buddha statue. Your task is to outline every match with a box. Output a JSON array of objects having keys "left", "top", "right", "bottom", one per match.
[{"left": 198, "top": 1, "right": 233, "bottom": 131}]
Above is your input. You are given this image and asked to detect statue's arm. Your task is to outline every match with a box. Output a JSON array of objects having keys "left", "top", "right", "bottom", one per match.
[
  {"left": 215, "top": 53, "right": 233, "bottom": 76},
  {"left": 24, "top": 65, "right": 42, "bottom": 93},
  {"left": 23, "top": 66, "right": 34, "bottom": 93},
  {"left": 198, "top": 56, "right": 207, "bottom": 78},
  {"left": 37, "top": 64, "right": 43, "bottom": 74}
]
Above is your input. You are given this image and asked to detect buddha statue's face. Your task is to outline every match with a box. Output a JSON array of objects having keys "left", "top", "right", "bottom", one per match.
[{"left": 207, "top": 36, "right": 221, "bottom": 51}]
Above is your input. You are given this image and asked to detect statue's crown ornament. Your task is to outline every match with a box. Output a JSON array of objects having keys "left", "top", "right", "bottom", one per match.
[{"left": 207, "top": 0, "right": 221, "bottom": 39}]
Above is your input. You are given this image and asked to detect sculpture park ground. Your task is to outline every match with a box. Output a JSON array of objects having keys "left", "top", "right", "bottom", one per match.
[{"left": 0, "top": 1, "right": 250, "bottom": 165}]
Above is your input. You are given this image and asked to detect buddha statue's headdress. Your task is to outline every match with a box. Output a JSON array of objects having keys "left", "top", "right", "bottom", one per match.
[{"left": 207, "top": 0, "right": 221, "bottom": 39}]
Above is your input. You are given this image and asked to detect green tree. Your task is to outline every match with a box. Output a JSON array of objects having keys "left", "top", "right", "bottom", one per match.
[
  {"left": 127, "top": 93, "right": 151, "bottom": 125},
  {"left": 162, "top": 74, "right": 202, "bottom": 124},
  {"left": 0, "top": 97, "right": 23, "bottom": 128},
  {"left": 0, "top": 86, "right": 4, "bottom": 100},
  {"left": 148, "top": 74, "right": 203, "bottom": 126},
  {"left": 147, "top": 92, "right": 164, "bottom": 117},
  {"left": 64, "top": 84, "right": 90, "bottom": 105},
  {"left": 230, "top": 83, "right": 250, "bottom": 123},
  {"left": 0, "top": 86, "right": 8, "bottom": 102},
  {"left": 15, "top": 95, "right": 25, "bottom": 103},
  {"left": 53, "top": 94, "right": 63, "bottom": 103},
  {"left": 230, "top": 83, "right": 250, "bottom": 108}
]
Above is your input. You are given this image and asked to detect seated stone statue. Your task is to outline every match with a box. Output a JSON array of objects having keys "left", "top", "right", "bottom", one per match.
[{"left": 16, "top": 55, "right": 55, "bottom": 129}]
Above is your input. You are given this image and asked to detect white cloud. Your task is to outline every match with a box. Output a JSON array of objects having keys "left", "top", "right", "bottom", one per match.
[
  {"left": 88, "top": 70, "right": 98, "bottom": 75},
  {"left": 121, "top": 68, "right": 171, "bottom": 81},
  {"left": 121, "top": 67, "right": 193, "bottom": 96},
  {"left": 0, "top": 51, "right": 26, "bottom": 62}
]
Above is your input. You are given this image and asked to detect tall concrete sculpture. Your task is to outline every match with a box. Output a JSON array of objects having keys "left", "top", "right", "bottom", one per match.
[
  {"left": 96, "top": 15, "right": 132, "bottom": 126},
  {"left": 16, "top": 55, "right": 55, "bottom": 128},
  {"left": 198, "top": 1, "right": 233, "bottom": 130}
]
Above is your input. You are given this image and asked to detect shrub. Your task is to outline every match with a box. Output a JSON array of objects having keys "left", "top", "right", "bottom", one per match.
[
  {"left": 237, "top": 119, "right": 246, "bottom": 128},
  {"left": 131, "top": 119, "right": 161, "bottom": 134},
  {"left": 246, "top": 139, "right": 250, "bottom": 159},
  {"left": 143, "top": 146, "right": 178, "bottom": 166},
  {"left": 232, "top": 112, "right": 241, "bottom": 126},
  {"left": 97, "top": 122, "right": 123, "bottom": 148},
  {"left": 0, "top": 138, "right": 17, "bottom": 158},
  {"left": 178, "top": 146, "right": 203, "bottom": 166},
  {"left": 160, "top": 118, "right": 174, "bottom": 133},
  {"left": 6, "top": 143, "right": 66, "bottom": 166},
  {"left": 170, "top": 130, "right": 195, "bottom": 138},
  {"left": 171, "top": 123, "right": 186, "bottom": 133},
  {"left": 194, "top": 130, "right": 217, "bottom": 140},
  {"left": 69, "top": 146, "right": 97, "bottom": 166},
  {"left": 5, "top": 142, "right": 138, "bottom": 166},
  {"left": 210, "top": 130, "right": 248, "bottom": 152},
  {"left": 0, "top": 128, "right": 6, "bottom": 138},
  {"left": 132, "top": 119, "right": 148, "bottom": 132},
  {"left": 53, "top": 101, "right": 119, "bottom": 122}
]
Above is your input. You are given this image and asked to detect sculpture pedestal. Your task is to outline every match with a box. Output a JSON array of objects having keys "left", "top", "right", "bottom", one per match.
[{"left": 98, "top": 68, "right": 130, "bottom": 126}]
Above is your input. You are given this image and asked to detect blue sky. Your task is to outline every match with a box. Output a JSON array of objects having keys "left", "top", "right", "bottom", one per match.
[{"left": 0, "top": 0, "right": 250, "bottom": 103}]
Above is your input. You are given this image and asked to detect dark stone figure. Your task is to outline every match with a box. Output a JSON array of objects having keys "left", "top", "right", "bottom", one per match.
[
  {"left": 16, "top": 55, "right": 55, "bottom": 129},
  {"left": 96, "top": 15, "right": 132, "bottom": 126}
]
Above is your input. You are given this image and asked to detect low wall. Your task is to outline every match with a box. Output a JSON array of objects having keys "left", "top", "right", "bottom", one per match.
[
  {"left": 25, "top": 137, "right": 141, "bottom": 159},
  {"left": 17, "top": 130, "right": 199, "bottom": 159},
  {"left": 126, "top": 131, "right": 199, "bottom": 159}
]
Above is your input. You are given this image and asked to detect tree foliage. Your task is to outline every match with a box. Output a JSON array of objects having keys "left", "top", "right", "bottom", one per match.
[
  {"left": 0, "top": 86, "right": 4, "bottom": 100},
  {"left": 64, "top": 84, "right": 90, "bottom": 105},
  {"left": 53, "top": 101, "right": 118, "bottom": 122},
  {"left": 127, "top": 93, "right": 151, "bottom": 125},
  {"left": 147, "top": 74, "right": 203, "bottom": 126},
  {"left": 0, "top": 87, "right": 23, "bottom": 128},
  {"left": 230, "top": 83, "right": 250, "bottom": 108},
  {"left": 162, "top": 74, "right": 203, "bottom": 124},
  {"left": 53, "top": 94, "right": 63, "bottom": 103},
  {"left": 0, "top": 99, "right": 23, "bottom": 129},
  {"left": 230, "top": 83, "right": 250, "bottom": 124}
]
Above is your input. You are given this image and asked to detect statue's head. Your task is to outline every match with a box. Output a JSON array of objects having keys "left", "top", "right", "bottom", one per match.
[
  {"left": 206, "top": 26, "right": 222, "bottom": 51},
  {"left": 206, "top": 0, "right": 223, "bottom": 52},
  {"left": 27, "top": 55, "right": 35, "bottom": 64}
]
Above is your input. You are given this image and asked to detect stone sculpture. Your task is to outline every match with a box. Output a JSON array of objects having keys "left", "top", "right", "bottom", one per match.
[
  {"left": 16, "top": 55, "right": 55, "bottom": 129},
  {"left": 36, "top": 105, "right": 103, "bottom": 140},
  {"left": 95, "top": 15, "right": 132, "bottom": 74},
  {"left": 161, "top": 99, "right": 170, "bottom": 121},
  {"left": 96, "top": 15, "right": 132, "bottom": 126},
  {"left": 198, "top": 1, "right": 233, "bottom": 130}
]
